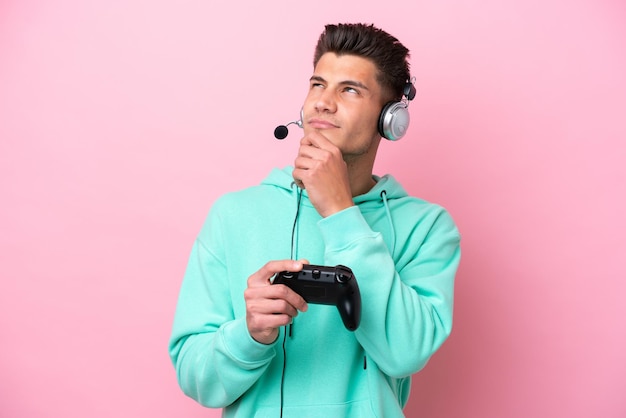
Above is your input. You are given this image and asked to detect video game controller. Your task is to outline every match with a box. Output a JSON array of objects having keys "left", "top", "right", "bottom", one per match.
[{"left": 273, "top": 264, "right": 361, "bottom": 331}]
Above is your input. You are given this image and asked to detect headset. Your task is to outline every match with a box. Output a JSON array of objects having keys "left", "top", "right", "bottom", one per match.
[
  {"left": 377, "top": 80, "right": 417, "bottom": 141},
  {"left": 275, "top": 78, "right": 416, "bottom": 141}
]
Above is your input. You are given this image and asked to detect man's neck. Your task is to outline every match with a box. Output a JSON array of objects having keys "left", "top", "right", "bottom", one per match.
[
  {"left": 345, "top": 158, "right": 377, "bottom": 197},
  {"left": 350, "top": 175, "right": 377, "bottom": 197},
  {"left": 343, "top": 136, "right": 381, "bottom": 197}
]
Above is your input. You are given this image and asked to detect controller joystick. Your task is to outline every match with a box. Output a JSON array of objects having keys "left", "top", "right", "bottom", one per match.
[{"left": 273, "top": 264, "right": 361, "bottom": 331}]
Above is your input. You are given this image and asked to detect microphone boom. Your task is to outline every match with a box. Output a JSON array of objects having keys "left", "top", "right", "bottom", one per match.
[{"left": 274, "top": 118, "right": 303, "bottom": 140}]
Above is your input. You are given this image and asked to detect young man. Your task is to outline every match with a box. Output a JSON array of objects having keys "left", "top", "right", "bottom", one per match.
[{"left": 169, "top": 23, "right": 461, "bottom": 417}]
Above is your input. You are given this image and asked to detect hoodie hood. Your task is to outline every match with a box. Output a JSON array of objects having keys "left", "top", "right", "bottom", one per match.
[{"left": 260, "top": 166, "right": 409, "bottom": 209}]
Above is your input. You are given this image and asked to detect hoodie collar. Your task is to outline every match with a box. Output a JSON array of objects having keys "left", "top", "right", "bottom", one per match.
[{"left": 261, "top": 166, "right": 408, "bottom": 205}]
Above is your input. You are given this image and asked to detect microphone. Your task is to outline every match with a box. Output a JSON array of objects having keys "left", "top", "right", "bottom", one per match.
[{"left": 274, "top": 119, "right": 303, "bottom": 140}]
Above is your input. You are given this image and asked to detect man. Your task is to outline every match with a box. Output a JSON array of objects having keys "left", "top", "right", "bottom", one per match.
[{"left": 169, "top": 23, "right": 461, "bottom": 417}]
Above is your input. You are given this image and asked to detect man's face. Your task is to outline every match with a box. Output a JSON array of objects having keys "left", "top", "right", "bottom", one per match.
[{"left": 302, "top": 52, "right": 386, "bottom": 160}]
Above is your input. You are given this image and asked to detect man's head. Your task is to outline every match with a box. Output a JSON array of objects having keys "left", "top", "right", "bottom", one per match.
[
  {"left": 313, "top": 23, "right": 411, "bottom": 103},
  {"left": 301, "top": 23, "right": 412, "bottom": 165}
]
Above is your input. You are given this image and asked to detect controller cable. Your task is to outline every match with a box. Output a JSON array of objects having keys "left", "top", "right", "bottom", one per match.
[
  {"left": 280, "top": 184, "right": 303, "bottom": 417},
  {"left": 290, "top": 184, "right": 303, "bottom": 260}
]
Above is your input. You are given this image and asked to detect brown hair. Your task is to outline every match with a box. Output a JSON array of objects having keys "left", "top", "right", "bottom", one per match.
[{"left": 313, "top": 23, "right": 411, "bottom": 101}]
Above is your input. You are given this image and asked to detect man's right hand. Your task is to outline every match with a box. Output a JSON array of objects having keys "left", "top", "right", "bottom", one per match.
[{"left": 244, "top": 259, "right": 309, "bottom": 344}]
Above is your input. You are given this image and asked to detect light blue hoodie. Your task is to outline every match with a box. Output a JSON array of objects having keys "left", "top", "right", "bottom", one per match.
[{"left": 169, "top": 166, "right": 461, "bottom": 417}]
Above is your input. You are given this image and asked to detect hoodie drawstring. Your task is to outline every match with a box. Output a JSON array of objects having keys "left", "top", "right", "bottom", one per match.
[
  {"left": 290, "top": 182, "right": 303, "bottom": 260},
  {"left": 380, "top": 190, "right": 396, "bottom": 255},
  {"left": 287, "top": 183, "right": 304, "bottom": 340}
]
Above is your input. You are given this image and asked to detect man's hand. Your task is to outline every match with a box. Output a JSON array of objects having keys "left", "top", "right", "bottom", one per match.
[
  {"left": 292, "top": 131, "right": 354, "bottom": 218},
  {"left": 244, "top": 259, "right": 309, "bottom": 345}
]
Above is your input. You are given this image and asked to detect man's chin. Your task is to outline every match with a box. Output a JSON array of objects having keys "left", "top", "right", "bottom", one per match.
[{"left": 303, "top": 127, "right": 339, "bottom": 144}]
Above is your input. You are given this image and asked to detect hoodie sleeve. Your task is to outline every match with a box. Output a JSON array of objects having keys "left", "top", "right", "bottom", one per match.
[
  {"left": 168, "top": 203, "right": 278, "bottom": 407},
  {"left": 318, "top": 204, "right": 461, "bottom": 378}
]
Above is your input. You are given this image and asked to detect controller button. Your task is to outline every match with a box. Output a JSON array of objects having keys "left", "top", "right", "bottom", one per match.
[
  {"left": 337, "top": 273, "right": 351, "bottom": 283},
  {"left": 312, "top": 269, "right": 321, "bottom": 279}
]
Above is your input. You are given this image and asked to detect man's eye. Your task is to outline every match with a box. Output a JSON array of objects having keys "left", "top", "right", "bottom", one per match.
[{"left": 345, "top": 87, "right": 358, "bottom": 94}]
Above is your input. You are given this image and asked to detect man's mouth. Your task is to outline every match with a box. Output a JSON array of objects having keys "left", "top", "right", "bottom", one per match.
[{"left": 308, "top": 118, "right": 339, "bottom": 129}]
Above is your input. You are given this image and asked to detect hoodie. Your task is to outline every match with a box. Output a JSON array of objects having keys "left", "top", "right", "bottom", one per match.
[{"left": 169, "top": 166, "right": 461, "bottom": 417}]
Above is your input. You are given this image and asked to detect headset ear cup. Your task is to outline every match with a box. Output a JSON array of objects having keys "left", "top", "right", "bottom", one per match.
[
  {"left": 378, "top": 102, "right": 394, "bottom": 139},
  {"left": 378, "top": 101, "right": 410, "bottom": 141}
]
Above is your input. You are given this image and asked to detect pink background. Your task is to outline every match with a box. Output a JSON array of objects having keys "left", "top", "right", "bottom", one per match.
[{"left": 1, "top": 1, "right": 625, "bottom": 417}]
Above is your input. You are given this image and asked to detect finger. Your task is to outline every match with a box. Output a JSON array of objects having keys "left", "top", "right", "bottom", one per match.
[
  {"left": 293, "top": 178, "right": 305, "bottom": 189},
  {"left": 296, "top": 144, "right": 331, "bottom": 164},
  {"left": 249, "top": 259, "right": 310, "bottom": 312},
  {"left": 293, "top": 155, "right": 316, "bottom": 172},
  {"left": 248, "top": 260, "right": 304, "bottom": 287},
  {"left": 272, "top": 283, "right": 308, "bottom": 313},
  {"left": 246, "top": 288, "right": 302, "bottom": 317},
  {"left": 247, "top": 312, "right": 293, "bottom": 334},
  {"left": 300, "top": 131, "right": 332, "bottom": 149}
]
